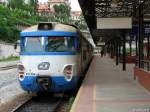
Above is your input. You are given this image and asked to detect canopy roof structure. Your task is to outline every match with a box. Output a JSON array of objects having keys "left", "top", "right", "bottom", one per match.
[{"left": 78, "top": 0, "right": 150, "bottom": 45}]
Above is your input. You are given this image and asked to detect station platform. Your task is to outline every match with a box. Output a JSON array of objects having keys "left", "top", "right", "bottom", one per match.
[{"left": 70, "top": 56, "right": 150, "bottom": 112}]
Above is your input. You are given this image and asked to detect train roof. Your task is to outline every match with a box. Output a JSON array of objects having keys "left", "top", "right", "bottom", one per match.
[{"left": 22, "top": 22, "right": 78, "bottom": 33}]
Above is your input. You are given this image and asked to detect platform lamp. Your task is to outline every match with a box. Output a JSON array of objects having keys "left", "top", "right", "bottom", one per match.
[{"left": 111, "top": 0, "right": 118, "bottom": 8}]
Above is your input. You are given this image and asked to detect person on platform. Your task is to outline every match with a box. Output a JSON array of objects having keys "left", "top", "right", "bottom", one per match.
[{"left": 101, "top": 50, "right": 104, "bottom": 57}]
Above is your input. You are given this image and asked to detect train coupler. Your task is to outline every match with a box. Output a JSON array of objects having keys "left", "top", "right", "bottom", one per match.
[{"left": 37, "top": 77, "right": 52, "bottom": 91}]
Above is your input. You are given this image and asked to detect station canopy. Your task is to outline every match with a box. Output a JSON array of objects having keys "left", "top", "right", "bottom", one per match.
[{"left": 78, "top": 0, "right": 150, "bottom": 45}]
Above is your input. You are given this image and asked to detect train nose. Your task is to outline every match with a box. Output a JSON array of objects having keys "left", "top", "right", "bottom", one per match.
[{"left": 37, "top": 76, "right": 52, "bottom": 91}]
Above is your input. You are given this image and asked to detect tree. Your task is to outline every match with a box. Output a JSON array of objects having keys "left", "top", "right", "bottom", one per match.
[
  {"left": 8, "top": 0, "right": 25, "bottom": 10},
  {"left": 0, "top": 4, "right": 48, "bottom": 43},
  {"left": 28, "top": 0, "right": 38, "bottom": 15},
  {"left": 8, "top": 0, "right": 39, "bottom": 17},
  {"left": 53, "top": 4, "right": 71, "bottom": 16},
  {"left": 52, "top": 4, "right": 88, "bottom": 30},
  {"left": 53, "top": 4, "right": 71, "bottom": 23},
  {"left": 77, "top": 14, "right": 88, "bottom": 30}
]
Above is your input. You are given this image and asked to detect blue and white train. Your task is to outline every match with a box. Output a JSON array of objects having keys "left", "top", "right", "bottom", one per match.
[{"left": 17, "top": 22, "right": 93, "bottom": 93}]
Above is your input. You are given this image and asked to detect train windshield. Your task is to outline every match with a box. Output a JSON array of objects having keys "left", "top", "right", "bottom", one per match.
[
  {"left": 46, "top": 37, "right": 75, "bottom": 52},
  {"left": 22, "top": 36, "right": 75, "bottom": 52},
  {"left": 24, "top": 37, "right": 45, "bottom": 52}
]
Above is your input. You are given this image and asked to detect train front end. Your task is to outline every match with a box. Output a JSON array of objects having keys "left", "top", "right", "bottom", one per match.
[{"left": 18, "top": 23, "right": 81, "bottom": 93}]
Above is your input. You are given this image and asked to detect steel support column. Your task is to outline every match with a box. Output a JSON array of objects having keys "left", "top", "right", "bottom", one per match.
[
  {"left": 113, "top": 41, "right": 115, "bottom": 58},
  {"left": 129, "top": 38, "right": 132, "bottom": 56},
  {"left": 147, "top": 34, "right": 150, "bottom": 58},
  {"left": 138, "top": 4, "right": 144, "bottom": 68},
  {"left": 122, "top": 32, "right": 126, "bottom": 71},
  {"left": 116, "top": 40, "right": 119, "bottom": 65},
  {"left": 119, "top": 41, "right": 121, "bottom": 59},
  {"left": 135, "top": 35, "right": 138, "bottom": 66},
  {"left": 135, "top": 35, "right": 138, "bottom": 57},
  {"left": 107, "top": 43, "right": 110, "bottom": 54},
  {"left": 111, "top": 41, "right": 114, "bottom": 58}
]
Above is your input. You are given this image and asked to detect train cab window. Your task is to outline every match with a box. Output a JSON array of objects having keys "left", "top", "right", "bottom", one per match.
[
  {"left": 23, "top": 37, "right": 44, "bottom": 52},
  {"left": 46, "top": 37, "right": 75, "bottom": 52}
]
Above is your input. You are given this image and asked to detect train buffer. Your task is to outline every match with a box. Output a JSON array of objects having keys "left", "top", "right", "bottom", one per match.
[{"left": 70, "top": 56, "right": 150, "bottom": 112}]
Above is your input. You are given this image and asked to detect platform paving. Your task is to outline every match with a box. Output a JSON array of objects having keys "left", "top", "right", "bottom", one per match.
[{"left": 71, "top": 56, "right": 150, "bottom": 112}]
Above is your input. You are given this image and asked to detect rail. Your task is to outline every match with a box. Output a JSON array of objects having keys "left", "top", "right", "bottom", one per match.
[
  {"left": 0, "top": 65, "right": 17, "bottom": 71},
  {"left": 135, "top": 59, "right": 150, "bottom": 71}
]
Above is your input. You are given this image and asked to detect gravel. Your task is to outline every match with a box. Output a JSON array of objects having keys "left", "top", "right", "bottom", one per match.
[{"left": 0, "top": 68, "right": 32, "bottom": 112}]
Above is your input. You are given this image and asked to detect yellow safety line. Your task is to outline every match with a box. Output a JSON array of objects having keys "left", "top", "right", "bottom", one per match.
[{"left": 93, "top": 84, "right": 96, "bottom": 112}]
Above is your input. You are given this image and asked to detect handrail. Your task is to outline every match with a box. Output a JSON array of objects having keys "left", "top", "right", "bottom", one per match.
[{"left": 135, "top": 59, "right": 150, "bottom": 71}]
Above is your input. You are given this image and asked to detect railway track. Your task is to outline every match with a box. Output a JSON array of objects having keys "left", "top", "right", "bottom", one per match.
[
  {"left": 0, "top": 65, "right": 17, "bottom": 71},
  {"left": 11, "top": 94, "right": 68, "bottom": 112}
]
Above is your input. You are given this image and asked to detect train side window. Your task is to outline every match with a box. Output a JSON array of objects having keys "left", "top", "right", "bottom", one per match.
[{"left": 77, "top": 36, "right": 81, "bottom": 52}]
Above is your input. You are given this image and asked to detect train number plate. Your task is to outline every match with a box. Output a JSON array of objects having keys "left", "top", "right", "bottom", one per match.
[{"left": 26, "top": 73, "right": 36, "bottom": 76}]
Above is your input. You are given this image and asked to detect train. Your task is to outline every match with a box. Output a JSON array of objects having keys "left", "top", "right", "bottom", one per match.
[{"left": 16, "top": 22, "right": 93, "bottom": 93}]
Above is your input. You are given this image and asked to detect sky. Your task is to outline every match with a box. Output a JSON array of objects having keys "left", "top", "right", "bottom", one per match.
[{"left": 38, "top": 0, "right": 81, "bottom": 11}]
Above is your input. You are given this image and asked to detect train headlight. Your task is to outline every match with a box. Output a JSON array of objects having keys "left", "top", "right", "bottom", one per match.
[
  {"left": 18, "top": 63, "right": 25, "bottom": 80},
  {"left": 63, "top": 65, "right": 73, "bottom": 81},
  {"left": 18, "top": 71, "right": 24, "bottom": 81}
]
